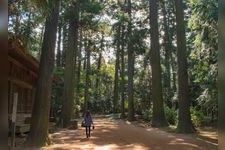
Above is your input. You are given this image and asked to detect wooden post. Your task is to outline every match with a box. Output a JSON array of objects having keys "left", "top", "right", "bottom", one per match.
[{"left": 11, "top": 93, "right": 18, "bottom": 148}]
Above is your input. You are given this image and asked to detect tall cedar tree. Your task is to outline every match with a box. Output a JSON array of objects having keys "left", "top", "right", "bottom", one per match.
[
  {"left": 127, "top": 0, "right": 135, "bottom": 121},
  {"left": 120, "top": 24, "right": 126, "bottom": 118},
  {"left": 26, "top": 0, "right": 60, "bottom": 146},
  {"left": 113, "top": 24, "right": 120, "bottom": 113},
  {"left": 95, "top": 32, "right": 103, "bottom": 104},
  {"left": 174, "top": 0, "right": 195, "bottom": 133},
  {"left": 84, "top": 39, "right": 91, "bottom": 112},
  {"left": 75, "top": 28, "right": 83, "bottom": 105},
  {"left": 160, "top": 0, "right": 173, "bottom": 107},
  {"left": 149, "top": 0, "right": 168, "bottom": 127},
  {"left": 61, "top": 2, "right": 79, "bottom": 127}
]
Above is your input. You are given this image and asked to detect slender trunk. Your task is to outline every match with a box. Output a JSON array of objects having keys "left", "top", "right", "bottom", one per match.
[
  {"left": 62, "top": 24, "right": 68, "bottom": 67},
  {"left": 113, "top": 25, "right": 120, "bottom": 113},
  {"left": 141, "top": 55, "right": 148, "bottom": 111},
  {"left": 95, "top": 52, "right": 102, "bottom": 100},
  {"left": 172, "top": 60, "right": 177, "bottom": 108},
  {"left": 84, "top": 40, "right": 91, "bottom": 112},
  {"left": 56, "top": 23, "right": 62, "bottom": 67},
  {"left": 120, "top": 24, "right": 125, "bottom": 118},
  {"left": 168, "top": 0, "right": 177, "bottom": 100},
  {"left": 147, "top": 66, "right": 152, "bottom": 109},
  {"left": 83, "top": 39, "right": 87, "bottom": 70},
  {"left": 160, "top": 1, "right": 172, "bottom": 107},
  {"left": 149, "top": 0, "right": 168, "bottom": 127},
  {"left": 127, "top": 0, "right": 135, "bottom": 121},
  {"left": 26, "top": 0, "right": 60, "bottom": 146},
  {"left": 76, "top": 28, "right": 82, "bottom": 106},
  {"left": 95, "top": 33, "right": 103, "bottom": 103},
  {"left": 175, "top": 0, "right": 195, "bottom": 133},
  {"left": 73, "top": 2, "right": 80, "bottom": 115}
]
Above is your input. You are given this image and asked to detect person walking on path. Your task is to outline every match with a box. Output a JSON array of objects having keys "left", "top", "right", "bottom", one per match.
[{"left": 84, "top": 110, "right": 94, "bottom": 138}]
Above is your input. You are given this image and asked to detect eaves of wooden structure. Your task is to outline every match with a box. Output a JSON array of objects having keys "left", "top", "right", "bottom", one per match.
[{"left": 8, "top": 40, "right": 39, "bottom": 133}]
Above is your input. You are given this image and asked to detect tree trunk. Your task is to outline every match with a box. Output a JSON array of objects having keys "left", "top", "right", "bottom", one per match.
[
  {"left": 56, "top": 23, "right": 62, "bottom": 67},
  {"left": 84, "top": 40, "right": 91, "bottom": 112},
  {"left": 160, "top": 0, "right": 173, "bottom": 107},
  {"left": 120, "top": 24, "right": 126, "bottom": 118},
  {"left": 113, "top": 25, "right": 120, "bottom": 113},
  {"left": 75, "top": 28, "right": 82, "bottom": 106},
  {"left": 83, "top": 39, "right": 87, "bottom": 70},
  {"left": 95, "top": 33, "right": 103, "bottom": 103},
  {"left": 175, "top": 0, "right": 195, "bottom": 133},
  {"left": 127, "top": 0, "right": 135, "bottom": 121},
  {"left": 38, "top": 26, "right": 45, "bottom": 59},
  {"left": 61, "top": 3, "right": 79, "bottom": 127},
  {"left": 95, "top": 52, "right": 102, "bottom": 100},
  {"left": 73, "top": 2, "right": 80, "bottom": 117},
  {"left": 26, "top": 0, "right": 60, "bottom": 147},
  {"left": 0, "top": 37, "right": 8, "bottom": 150},
  {"left": 140, "top": 55, "right": 148, "bottom": 111},
  {"left": 62, "top": 24, "right": 68, "bottom": 67},
  {"left": 149, "top": 0, "right": 168, "bottom": 127}
]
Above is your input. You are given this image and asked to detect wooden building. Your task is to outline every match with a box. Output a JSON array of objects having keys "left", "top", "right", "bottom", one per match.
[{"left": 8, "top": 40, "right": 39, "bottom": 133}]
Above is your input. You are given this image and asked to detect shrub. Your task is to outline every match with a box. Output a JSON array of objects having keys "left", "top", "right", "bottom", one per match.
[
  {"left": 190, "top": 107, "right": 204, "bottom": 127},
  {"left": 142, "top": 109, "right": 153, "bottom": 121},
  {"left": 164, "top": 106, "right": 177, "bottom": 125}
]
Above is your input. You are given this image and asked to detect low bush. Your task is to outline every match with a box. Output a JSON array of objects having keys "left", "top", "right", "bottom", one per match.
[
  {"left": 190, "top": 107, "right": 204, "bottom": 127},
  {"left": 142, "top": 109, "right": 153, "bottom": 121},
  {"left": 164, "top": 106, "right": 177, "bottom": 125}
]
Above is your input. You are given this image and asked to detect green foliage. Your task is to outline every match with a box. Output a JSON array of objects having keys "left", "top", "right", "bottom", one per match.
[
  {"left": 142, "top": 109, "right": 153, "bottom": 121},
  {"left": 164, "top": 106, "right": 177, "bottom": 125},
  {"left": 51, "top": 67, "right": 64, "bottom": 114},
  {"left": 188, "top": 0, "right": 218, "bottom": 121},
  {"left": 8, "top": 0, "right": 45, "bottom": 56},
  {"left": 79, "top": 0, "right": 104, "bottom": 28},
  {"left": 191, "top": 108, "right": 212, "bottom": 127},
  {"left": 190, "top": 107, "right": 204, "bottom": 127}
]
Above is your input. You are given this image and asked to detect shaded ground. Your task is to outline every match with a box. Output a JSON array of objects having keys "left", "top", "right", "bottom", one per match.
[{"left": 41, "top": 117, "right": 217, "bottom": 150}]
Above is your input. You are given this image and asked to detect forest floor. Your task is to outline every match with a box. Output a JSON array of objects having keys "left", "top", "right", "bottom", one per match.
[{"left": 39, "top": 115, "right": 217, "bottom": 150}]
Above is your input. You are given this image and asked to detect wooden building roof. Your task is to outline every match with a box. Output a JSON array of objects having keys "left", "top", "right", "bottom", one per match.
[
  {"left": 8, "top": 40, "right": 39, "bottom": 74},
  {"left": 8, "top": 39, "right": 39, "bottom": 88}
]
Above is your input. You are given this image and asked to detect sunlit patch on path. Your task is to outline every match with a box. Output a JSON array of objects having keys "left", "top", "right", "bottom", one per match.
[{"left": 42, "top": 118, "right": 217, "bottom": 150}]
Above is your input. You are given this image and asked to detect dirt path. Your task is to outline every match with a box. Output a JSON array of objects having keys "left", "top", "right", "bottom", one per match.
[{"left": 42, "top": 117, "right": 217, "bottom": 150}]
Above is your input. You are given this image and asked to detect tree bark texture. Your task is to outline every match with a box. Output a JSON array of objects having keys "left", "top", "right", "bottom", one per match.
[
  {"left": 113, "top": 25, "right": 120, "bottom": 113},
  {"left": 120, "top": 24, "right": 126, "bottom": 118},
  {"left": 149, "top": 0, "right": 168, "bottom": 127},
  {"left": 61, "top": 3, "right": 79, "bottom": 128},
  {"left": 127, "top": 0, "right": 135, "bottom": 121},
  {"left": 174, "top": 0, "right": 195, "bottom": 133},
  {"left": 84, "top": 40, "right": 91, "bottom": 112},
  {"left": 26, "top": 0, "right": 60, "bottom": 146}
]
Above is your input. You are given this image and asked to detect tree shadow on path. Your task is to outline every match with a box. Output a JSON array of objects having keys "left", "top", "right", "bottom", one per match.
[{"left": 39, "top": 117, "right": 217, "bottom": 150}]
